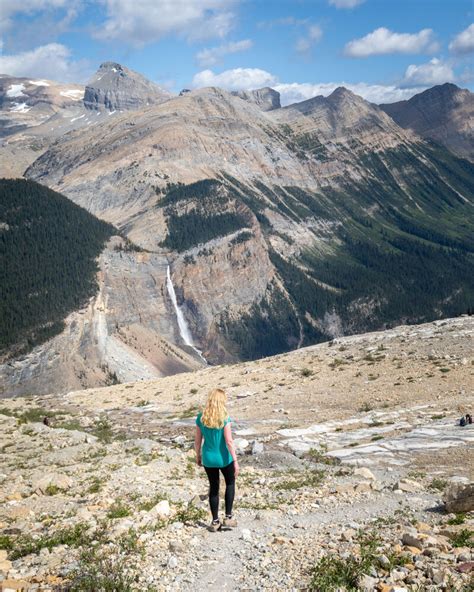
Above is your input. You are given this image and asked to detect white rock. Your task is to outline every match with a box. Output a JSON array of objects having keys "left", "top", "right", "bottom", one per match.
[
  {"left": 167, "top": 555, "right": 178, "bottom": 569},
  {"left": 234, "top": 438, "right": 250, "bottom": 454},
  {"left": 241, "top": 528, "right": 252, "bottom": 542}
]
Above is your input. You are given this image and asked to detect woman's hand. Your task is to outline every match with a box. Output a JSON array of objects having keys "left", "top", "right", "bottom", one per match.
[
  {"left": 196, "top": 455, "right": 202, "bottom": 467},
  {"left": 234, "top": 460, "right": 240, "bottom": 477}
]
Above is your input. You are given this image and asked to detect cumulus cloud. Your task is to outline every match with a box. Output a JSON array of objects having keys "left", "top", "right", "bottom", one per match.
[
  {"left": 96, "top": 0, "right": 237, "bottom": 47},
  {"left": 0, "top": 43, "right": 91, "bottom": 82},
  {"left": 329, "top": 0, "right": 365, "bottom": 8},
  {"left": 192, "top": 67, "right": 277, "bottom": 90},
  {"left": 295, "top": 25, "right": 323, "bottom": 55},
  {"left": 449, "top": 23, "right": 474, "bottom": 55},
  {"left": 196, "top": 39, "right": 253, "bottom": 67},
  {"left": 402, "top": 58, "right": 455, "bottom": 86},
  {"left": 344, "top": 27, "right": 439, "bottom": 58},
  {"left": 191, "top": 67, "right": 426, "bottom": 104},
  {"left": 274, "top": 81, "right": 425, "bottom": 106}
]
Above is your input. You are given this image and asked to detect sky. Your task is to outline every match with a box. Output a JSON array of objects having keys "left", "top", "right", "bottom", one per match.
[{"left": 0, "top": 0, "right": 473, "bottom": 105}]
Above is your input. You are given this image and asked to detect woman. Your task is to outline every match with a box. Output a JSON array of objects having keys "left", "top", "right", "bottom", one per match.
[{"left": 195, "top": 388, "right": 240, "bottom": 531}]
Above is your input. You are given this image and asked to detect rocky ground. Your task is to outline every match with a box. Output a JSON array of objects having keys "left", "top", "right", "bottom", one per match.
[{"left": 0, "top": 316, "right": 473, "bottom": 591}]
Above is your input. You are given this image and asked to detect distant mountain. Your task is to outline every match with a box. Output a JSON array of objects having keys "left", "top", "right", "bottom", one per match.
[
  {"left": 380, "top": 83, "right": 474, "bottom": 161},
  {"left": 83, "top": 62, "right": 171, "bottom": 111},
  {"left": 1, "top": 69, "right": 474, "bottom": 395}
]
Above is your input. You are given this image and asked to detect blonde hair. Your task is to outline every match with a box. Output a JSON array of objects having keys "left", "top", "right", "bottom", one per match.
[{"left": 201, "top": 388, "right": 228, "bottom": 429}]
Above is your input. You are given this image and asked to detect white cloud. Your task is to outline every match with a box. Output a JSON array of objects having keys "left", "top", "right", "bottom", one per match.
[
  {"left": 402, "top": 58, "right": 455, "bottom": 86},
  {"left": 0, "top": 0, "right": 73, "bottom": 33},
  {"left": 196, "top": 39, "right": 252, "bottom": 67},
  {"left": 0, "top": 43, "right": 91, "bottom": 82},
  {"left": 192, "top": 67, "right": 277, "bottom": 90},
  {"left": 296, "top": 25, "right": 323, "bottom": 55},
  {"left": 449, "top": 23, "right": 474, "bottom": 55},
  {"left": 96, "top": 0, "right": 237, "bottom": 47},
  {"left": 274, "top": 81, "right": 426, "bottom": 106},
  {"left": 344, "top": 27, "right": 439, "bottom": 58},
  {"left": 191, "top": 67, "right": 426, "bottom": 104},
  {"left": 329, "top": 0, "right": 365, "bottom": 8}
]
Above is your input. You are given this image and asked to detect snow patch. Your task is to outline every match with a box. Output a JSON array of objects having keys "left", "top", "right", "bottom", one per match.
[
  {"left": 70, "top": 114, "right": 85, "bottom": 123},
  {"left": 7, "top": 84, "right": 26, "bottom": 98},
  {"left": 10, "top": 102, "right": 31, "bottom": 113},
  {"left": 60, "top": 89, "right": 83, "bottom": 100},
  {"left": 28, "top": 80, "right": 50, "bottom": 87}
]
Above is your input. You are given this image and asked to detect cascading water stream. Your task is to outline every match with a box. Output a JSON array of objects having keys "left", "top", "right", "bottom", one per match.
[{"left": 166, "top": 265, "right": 207, "bottom": 364}]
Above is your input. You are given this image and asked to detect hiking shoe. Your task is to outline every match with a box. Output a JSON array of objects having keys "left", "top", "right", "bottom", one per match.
[
  {"left": 207, "top": 520, "right": 221, "bottom": 532},
  {"left": 223, "top": 516, "right": 237, "bottom": 528}
]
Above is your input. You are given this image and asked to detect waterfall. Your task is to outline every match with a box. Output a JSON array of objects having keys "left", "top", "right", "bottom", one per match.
[{"left": 166, "top": 265, "right": 206, "bottom": 364}]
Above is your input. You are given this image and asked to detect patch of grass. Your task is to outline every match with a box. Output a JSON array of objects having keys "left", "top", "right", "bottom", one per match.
[
  {"left": 307, "top": 446, "right": 339, "bottom": 466},
  {"left": 16, "top": 407, "right": 57, "bottom": 424},
  {"left": 451, "top": 529, "right": 474, "bottom": 548},
  {"left": 92, "top": 417, "right": 114, "bottom": 443},
  {"left": 300, "top": 368, "right": 313, "bottom": 377},
  {"left": 87, "top": 477, "right": 105, "bottom": 494},
  {"left": 2, "top": 523, "right": 91, "bottom": 561},
  {"left": 173, "top": 503, "right": 207, "bottom": 524},
  {"left": 358, "top": 403, "right": 373, "bottom": 413},
  {"left": 447, "top": 513, "right": 466, "bottom": 526},
  {"left": 45, "top": 484, "right": 64, "bottom": 496},
  {"left": 276, "top": 469, "right": 325, "bottom": 491},
  {"left": 137, "top": 493, "right": 168, "bottom": 512},
  {"left": 429, "top": 478, "right": 448, "bottom": 492},
  {"left": 178, "top": 404, "right": 200, "bottom": 419},
  {"left": 439, "top": 367, "right": 451, "bottom": 373},
  {"left": 107, "top": 501, "right": 131, "bottom": 519},
  {"left": 190, "top": 388, "right": 198, "bottom": 394},
  {"left": 309, "top": 531, "right": 381, "bottom": 592},
  {"left": 430, "top": 414, "right": 445, "bottom": 420},
  {"left": 64, "top": 529, "right": 146, "bottom": 592},
  {"left": 370, "top": 435, "right": 384, "bottom": 441}
]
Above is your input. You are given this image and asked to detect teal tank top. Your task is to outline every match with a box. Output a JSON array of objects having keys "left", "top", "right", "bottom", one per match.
[{"left": 196, "top": 412, "right": 233, "bottom": 468}]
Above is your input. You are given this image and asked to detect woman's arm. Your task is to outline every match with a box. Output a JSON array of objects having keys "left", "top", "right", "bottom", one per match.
[
  {"left": 194, "top": 426, "right": 203, "bottom": 466},
  {"left": 224, "top": 423, "right": 240, "bottom": 477}
]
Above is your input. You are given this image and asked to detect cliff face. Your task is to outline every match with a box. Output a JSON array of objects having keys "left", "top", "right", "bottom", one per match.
[
  {"left": 0, "top": 238, "right": 203, "bottom": 397},
  {"left": 380, "top": 83, "right": 474, "bottom": 161}
]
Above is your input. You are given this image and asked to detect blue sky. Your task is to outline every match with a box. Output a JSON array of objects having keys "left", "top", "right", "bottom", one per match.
[{"left": 0, "top": 0, "right": 472, "bottom": 104}]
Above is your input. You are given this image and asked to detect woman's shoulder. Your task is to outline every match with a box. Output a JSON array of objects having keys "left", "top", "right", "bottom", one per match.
[
  {"left": 224, "top": 416, "right": 232, "bottom": 426},
  {"left": 195, "top": 412, "right": 202, "bottom": 426}
]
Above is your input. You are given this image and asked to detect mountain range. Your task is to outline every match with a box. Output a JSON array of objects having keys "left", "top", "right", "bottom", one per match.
[{"left": 0, "top": 62, "right": 473, "bottom": 396}]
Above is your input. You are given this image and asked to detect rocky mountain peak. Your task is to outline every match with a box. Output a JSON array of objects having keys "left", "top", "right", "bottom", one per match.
[
  {"left": 231, "top": 87, "right": 281, "bottom": 111},
  {"left": 83, "top": 62, "right": 171, "bottom": 111},
  {"left": 380, "top": 83, "right": 474, "bottom": 161}
]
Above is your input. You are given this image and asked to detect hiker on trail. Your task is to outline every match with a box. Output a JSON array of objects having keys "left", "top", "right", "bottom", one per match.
[{"left": 195, "top": 388, "right": 240, "bottom": 532}]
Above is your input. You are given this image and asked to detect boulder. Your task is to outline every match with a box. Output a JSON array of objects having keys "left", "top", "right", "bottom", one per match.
[
  {"left": 251, "top": 440, "right": 264, "bottom": 455},
  {"left": 32, "top": 473, "right": 72, "bottom": 494},
  {"left": 444, "top": 482, "right": 474, "bottom": 513},
  {"left": 234, "top": 438, "right": 250, "bottom": 454}
]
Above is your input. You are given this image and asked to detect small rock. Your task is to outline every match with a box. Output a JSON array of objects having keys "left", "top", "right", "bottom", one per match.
[
  {"left": 359, "top": 574, "right": 378, "bottom": 591},
  {"left": 167, "top": 555, "right": 178, "bottom": 569},
  {"left": 149, "top": 499, "right": 171, "bottom": 519},
  {"left": 396, "top": 479, "right": 423, "bottom": 493},
  {"left": 241, "top": 528, "right": 252, "bottom": 542},
  {"left": 402, "top": 533, "right": 423, "bottom": 550},
  {"left": 354, "top": 467, "right": 376, "bottom": 481},
  {"left": 251, "top": 440, "right": 264, "bottom": 455}
]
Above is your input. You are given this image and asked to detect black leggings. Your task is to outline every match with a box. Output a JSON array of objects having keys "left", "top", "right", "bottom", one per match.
[{"left": 204, "top": 461, "right": 235, "bottom": 521}]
